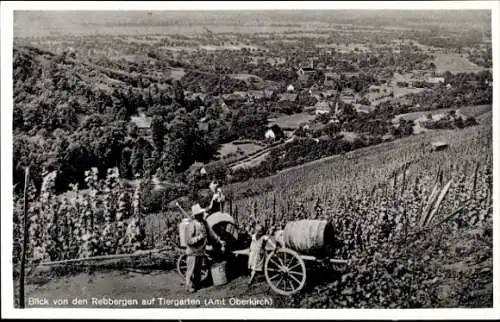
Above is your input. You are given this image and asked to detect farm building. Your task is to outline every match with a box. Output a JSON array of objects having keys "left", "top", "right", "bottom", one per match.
[
  {"left": 247, "top": 90, "right": 265, "bottom": 100},
  {"left": 189, "top": 92, "right": 208, "bottom": 102},
  {"left": 391, "top": 72, "right": 414, "bottom": 87},
  {"left": 322, "top": 89, "right": 339, "bottom": 98},
  {"left": 233, "top": 91, "right": 249, "bottom": 98},
  {"left": 314, "top": 101, "right": 331, "bottom": 115},
  {"left": 430, "top": 141, "right": 449, "bottom": 151},
  {"left": 343, "top": 71, "right": 361, "bottom": 78},
  {"left": 324, "top": 72, "right": 340, "bottom": 87},
  {"left": 354, "top": 104, "right": 374, "bottom": 114},
  {"left": 427, "top": 77, "right": 445, "bottom": 84},
  {"left": 297, "top": 57, "right": 315, "bottom": 73},
  {"left": 298, "top": 73, "right": 310, "bottom": 84},
  {"left": 382, "top": 133, "right": 394, "bottom": 142},
  {"left": 279, "top": 92, "right": 298, "bottom": 102},
  {"left": 223, "top": 92, "right": 247, "bottom": 104},
  {"left": 454, "top": 109, "right": 468, "bottom": 120},
  {"left": 263, "top": 89, "right": 274, "bottom": 99},
  {"left": 264, "top": 129, "right": 276, "bottom": 140},
  {"left": 130, "top": 112, "right": 152, "bottom": 136},
  {"left": 264, "top": 124, "right": 285, "bottom": 141},
  {"left": 340, "top": 88, "right": 356, "bottom": 104}
]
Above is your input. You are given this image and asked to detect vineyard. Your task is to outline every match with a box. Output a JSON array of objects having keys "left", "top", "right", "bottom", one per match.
[
  {"left": 228, "top": 119, "right": 493, "bottom": 308},
  {"left": 15, "top": 115, "right": 493, "bottom": 308}
]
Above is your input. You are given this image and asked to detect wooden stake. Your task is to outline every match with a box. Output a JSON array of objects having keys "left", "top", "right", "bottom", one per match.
[{"left": 19, "top": 166, "right": 30, "bottom": 309}]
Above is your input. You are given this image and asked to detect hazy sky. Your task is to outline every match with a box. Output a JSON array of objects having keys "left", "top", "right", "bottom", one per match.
[{"left": 14, "top": 10, "right": 491, "bottom": 38}]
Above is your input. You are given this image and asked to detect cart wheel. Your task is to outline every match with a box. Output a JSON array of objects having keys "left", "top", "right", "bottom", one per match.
[
  {"left": 176, "top": 254, "right": 209, "bottom": 282},
  {"left": 264, "top": 248, "right": 306, "bottom": 296}
]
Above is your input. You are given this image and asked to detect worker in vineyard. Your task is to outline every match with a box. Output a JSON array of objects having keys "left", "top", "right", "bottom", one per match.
[
  {"left": 185, "top": 204, "right": 226, "bottom": 293},
  {"left": 248, "top": 224, "right": 276, "bottom": 286},
  {"left": 206, "top": 180, "right": 225, "bottom": 216}
]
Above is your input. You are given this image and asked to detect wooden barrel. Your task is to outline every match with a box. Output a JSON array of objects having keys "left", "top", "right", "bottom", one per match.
[{"left": 283, "top": 220, "right": 335, "bottom": 254}]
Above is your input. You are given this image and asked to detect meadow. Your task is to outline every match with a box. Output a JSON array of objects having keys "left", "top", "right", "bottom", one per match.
[{"left": 432, "top": 52, "right": 487, "bottom": 74}]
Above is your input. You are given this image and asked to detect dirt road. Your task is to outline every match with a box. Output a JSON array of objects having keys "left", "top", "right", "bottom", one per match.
[{"left": 23, "top": 268, "right": 281, "bottom": 309}]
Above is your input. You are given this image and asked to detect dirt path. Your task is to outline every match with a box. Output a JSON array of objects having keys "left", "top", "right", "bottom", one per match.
[{"left": 23, "top": 268, "right": 279, "bottom": 308}]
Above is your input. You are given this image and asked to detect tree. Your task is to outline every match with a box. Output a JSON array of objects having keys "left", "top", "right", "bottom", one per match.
[
  {"left": 174, "top": 80, "right": 185, "bottom": 107},
  {"left": 229, "top": 106, "right": 268, "bottom": 140},
  {"left": 151, "top": 116, "right": 166, "bottom": 152}
]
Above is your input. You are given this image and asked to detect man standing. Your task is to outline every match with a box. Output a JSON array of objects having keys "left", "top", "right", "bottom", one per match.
[{"left": 185, "top": 204, "right": 225, "bottom": 293}]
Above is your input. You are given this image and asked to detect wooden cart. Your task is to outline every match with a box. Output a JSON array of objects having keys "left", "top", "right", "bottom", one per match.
[
  {"left": 232, "top": 246, "right": 349, "bottom": 296},
  {"left": 177, "top": 212, "right": 350, "bottom": 296},
  {"left": 177, "top": 246, "right": 349, "bottom": 296}
]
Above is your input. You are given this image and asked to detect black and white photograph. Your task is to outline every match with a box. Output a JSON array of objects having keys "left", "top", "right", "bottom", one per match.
[{"left": 1, "top": 1, "right": 499, "bottom": 319}]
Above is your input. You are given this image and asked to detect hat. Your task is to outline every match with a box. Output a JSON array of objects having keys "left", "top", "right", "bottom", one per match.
[{"left": 191, "top": 204, "right": 206, "bottom": 217}]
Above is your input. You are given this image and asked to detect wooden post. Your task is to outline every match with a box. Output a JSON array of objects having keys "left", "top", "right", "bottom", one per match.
[
  {"left": 19, "top": 166, "right": 30, "bottom": 309},
  {"left": 272, "top": 193, "right": 276, "bottom": 225}
]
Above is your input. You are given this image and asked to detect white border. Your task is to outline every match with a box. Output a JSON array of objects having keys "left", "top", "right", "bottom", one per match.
[{"left": 2, "top": 1, "right": 499, "bottom": 320}]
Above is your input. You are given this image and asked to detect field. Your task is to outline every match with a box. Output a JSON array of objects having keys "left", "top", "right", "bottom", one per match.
[
  {"left": 392, "top": 86, "right": 427, "bottom": 98},
  {"left": 268, "top": 113, "right": 316, "bottom": 130},
  {"left": 393, "top": 104, "right": 492, "bottom": 123},
  {"left": 218, "top": 142, "right": 264, "bottom": 158},
  {"left": 432, "top": 53, "right": 487, "bottom": 74}
]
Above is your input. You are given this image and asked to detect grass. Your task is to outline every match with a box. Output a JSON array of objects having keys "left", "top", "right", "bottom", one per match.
[
  {"left": 392, "top": 86, "right": 426, "bottom": 98},
  {"left": 393, "top": 104, "right": 492, "bottom": 122},
  {"left": 432, "top": 53, "right": 486, "bottom": 74},
  {"left": 218, "top": 142, "right": 264, "bottom": 158},
  {"left": 268, "top": 112, "right": 316, "bottom": 130},
  {"left": 231, "top": 152, "right": 270, "bottom": 171}
]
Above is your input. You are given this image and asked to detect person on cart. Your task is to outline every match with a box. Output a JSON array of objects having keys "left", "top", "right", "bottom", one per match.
[
  {"left": 185, "top": 204, "right": 226, "bottom": 293},
  {"left": 205, "top": 180, "right": 225, "bottom": 216}
]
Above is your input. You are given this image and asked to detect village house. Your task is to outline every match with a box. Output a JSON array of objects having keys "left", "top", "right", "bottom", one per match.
[
  {"left": 190, "top": 92, "right": 208, "bottom": 104},
  {"left": 264, "top": 124, "right": 285, "bottom": 142},
  {"left": 340, "top": 88, "right": 356, "bottom": 104},
  {"left": 314, "top": 101, "right": 331, "bottom": 115},
  {"left": 391, "top": 72, "right": 414, "bottom": 87},
  {"left": 309, "top": 90, "right": 323, "bottom": 101},
  {"left": 343, "top": 71, "right": 361, "bottom": 78},
  {"left": 233, "top": 91, "right": 249, "bottom": 99},
  {"left": 222, "top": 92, "right": 247, "bottom": 104},
  {"left": 296, "top": 57, "right": 315, "bottom": 77},
  {"left": 247, "top": 90, "right": 266, "bottom": 100},
  {"left": 264, "top": 128, "right": 276, "bottom": 141},
  {"left": 382, "top": 133, "right": 395, "bottom": 142},
  {"left": 426, "top": 76, "right": 445, "bottom": 85},
  {"left": 279, "top": 92, "right": 298, "bottom": 103},
  {"left": 130, "top": 112, "right": 152, "bottom": 137},
  {"left": 354, "top": 104, "right": 374, "bottom": 114},
  {"left": 324, "top": 71, "right": 341, "bottom": 87},
  {"left": 264, "top": 88, "right": 275, "bottom": 98}
]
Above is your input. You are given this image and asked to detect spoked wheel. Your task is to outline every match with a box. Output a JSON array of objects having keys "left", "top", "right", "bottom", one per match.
[
  {"left": 176, "top": 254, "right": 210, "bottom": 282},
  {"left": 264, "top": 248, "right": 306, "bottom": 296}
]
